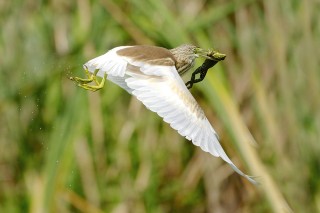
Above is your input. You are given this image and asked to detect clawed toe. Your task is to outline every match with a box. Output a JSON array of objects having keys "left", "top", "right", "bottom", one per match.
[{"left": 70, "top": 69, "right": 106, "bottom": 92}]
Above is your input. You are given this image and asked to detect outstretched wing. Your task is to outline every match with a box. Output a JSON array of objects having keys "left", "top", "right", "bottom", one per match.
[{"left": 124, "top": 62, "right": 256, "bottom": 184}]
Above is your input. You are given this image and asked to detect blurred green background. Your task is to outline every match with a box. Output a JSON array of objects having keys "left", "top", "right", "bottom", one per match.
[{"left": 1, "top": 0, "right": 319, "bottom": 212}]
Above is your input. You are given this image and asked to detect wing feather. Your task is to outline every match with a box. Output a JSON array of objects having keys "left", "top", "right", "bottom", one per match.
[
  {"left": 125, "top": 64, "right": 256, "bottom": 184},
  {"left": 107, "top": 75, "right": 133, "bottom": 94},
  {"left": 84, "top": 46, "right": 129, "bottom": 78}
]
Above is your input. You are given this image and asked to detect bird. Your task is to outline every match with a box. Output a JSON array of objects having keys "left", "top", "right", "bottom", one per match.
[{"left": 70, "top": 44, "right": 257, "bottom": 184}]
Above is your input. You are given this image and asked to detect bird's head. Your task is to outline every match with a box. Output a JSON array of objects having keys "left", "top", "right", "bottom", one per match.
[
  {"left": 170, "top": 44, "right": 226, "bottom": 74},
  {"left": 170, "top": 44, "right": 198, "bottom": 62}
]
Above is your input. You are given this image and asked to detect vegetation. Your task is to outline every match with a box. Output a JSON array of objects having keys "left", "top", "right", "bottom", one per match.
[{"left": 1, "top": 0, "right": 319, "bottom": 212}]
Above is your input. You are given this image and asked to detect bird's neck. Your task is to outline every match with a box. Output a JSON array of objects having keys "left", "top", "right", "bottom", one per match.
[
  {"left": 175, "top": 59, "right": 195, "bottom": 76},
  {"left": 170, "top": 51, "right": 196, "bottom": 76}
]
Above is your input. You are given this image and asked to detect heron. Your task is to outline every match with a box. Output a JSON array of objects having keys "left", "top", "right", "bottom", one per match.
[{"left": 70, "top": 44, "right": 256, "bottom": 184}]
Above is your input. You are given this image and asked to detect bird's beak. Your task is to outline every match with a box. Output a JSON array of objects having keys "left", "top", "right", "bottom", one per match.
[{"left": 195, "top": 48, "right": 226, "bottom": 61}]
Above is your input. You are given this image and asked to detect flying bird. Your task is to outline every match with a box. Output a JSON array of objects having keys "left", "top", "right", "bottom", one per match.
[{"left": 70, "top": 44, "right": 256, "bottom": 184}]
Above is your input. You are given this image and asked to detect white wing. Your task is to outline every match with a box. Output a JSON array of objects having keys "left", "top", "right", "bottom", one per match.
[
  {"left": 84, "top": 46, "right": 130, "bottom": 78},
  {"left": 84, "top": 48, "right": 256, "bottom": 184},
  {"left": 84, "top": 46, "right": 134, "bottom": 94},
  {"left": 126, "top": 64, "right": 256, "bottom": 184}
]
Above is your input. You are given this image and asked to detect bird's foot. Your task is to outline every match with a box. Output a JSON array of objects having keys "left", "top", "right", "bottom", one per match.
[{"left": 69, "top": 67, "right": 106, "bottom": 92}]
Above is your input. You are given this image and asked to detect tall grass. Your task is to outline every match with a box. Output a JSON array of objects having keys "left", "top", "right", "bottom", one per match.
[{"left": 0, "top": 0, "right": 319, "bottom": 212}]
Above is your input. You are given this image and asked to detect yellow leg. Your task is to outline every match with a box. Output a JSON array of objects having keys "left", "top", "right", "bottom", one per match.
[
  {"left": 77, "top": 73, "right": 106, "bottom": 92},
  {"left": 69, "top": 66, "right": 106, "bottom": 92},
  {"left": 69, "top": 68, "right": 99, "bottom": 84},
  {"left": 83, "top": 67, "right": 100, "bottom": 85}
]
